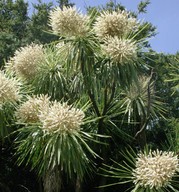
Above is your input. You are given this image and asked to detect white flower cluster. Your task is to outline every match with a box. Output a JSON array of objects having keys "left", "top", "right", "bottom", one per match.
[
  {"left": 93, "top": 10, "right": 138, "bottom": 38},
  {"left": 102, "top": 36, "right": 137, "bottom": 63},
  {"left": 12, "top": 43, "right": 45, "bottom": 79},
  {"left": 49, "top": 7, "right": 89, "bottom": 37},
  {"left": 16, "top": 95, "right": 85, "bottom": 133},
  {"left": 0, "top": 71, "right": 21, "bottom": 107},
  {"left": 126, "top": 76, "right": 151, "bottom": 100},
  {"left": 16, "top": 95, "right": 50, "bottom": 123},
  {"left": 93, "top": 10, "right": 138, "bottom": 64},
  {"left": 132, "top": 150, "right": 179, "bottom": 189},
  {"left": 40, "top": 101, "right": 85, "bottom": 133}
]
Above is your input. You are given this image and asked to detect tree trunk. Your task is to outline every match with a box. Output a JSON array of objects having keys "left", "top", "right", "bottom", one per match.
[
  {"left": 75, "top": 177, "right": 82, "bottom": 192},
  {"left": 43, "top": 168, "right": 61, "bottom": 192}
]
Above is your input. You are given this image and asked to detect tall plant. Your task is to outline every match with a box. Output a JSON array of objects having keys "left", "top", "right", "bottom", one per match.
[{"left": 1, "top": 3, "right": 175, "bottom": 192}]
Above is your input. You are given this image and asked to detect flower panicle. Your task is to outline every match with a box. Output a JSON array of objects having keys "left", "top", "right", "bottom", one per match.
[
  {"left": 12, "top": 43, "right": 45, "bottom": 79},
  {"left": 0, "top": 71, "right": 21, "bottom": 107},
  {"left": 102, "top": 36, "right": 137, "bottom": 63},
  {"left": 16, "top": 95, "right": 85, "bottom": 134},
  {"left": 132, "top": 149, "right": 179, "bottom": 189},
  {"left": 16, "top": 94, "right": 50, "bottom": 124},
  {"left": 49, "top": 6, "right": 89, "bottom": 37},
  {"left": 93, "top": 9, "right": 138, "bottom": 39},
  {"left": 40, "top": 101, "right": 85, "bottom": 133}
]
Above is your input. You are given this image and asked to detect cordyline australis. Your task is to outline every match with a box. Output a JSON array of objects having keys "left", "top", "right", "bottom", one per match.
[{"left": 100, "top": 148, "right": 179, "bottom": 192}]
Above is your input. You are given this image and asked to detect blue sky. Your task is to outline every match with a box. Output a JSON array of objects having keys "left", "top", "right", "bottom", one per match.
[{"left": 27, "top": 0, "right": 179, "bottom": 54}]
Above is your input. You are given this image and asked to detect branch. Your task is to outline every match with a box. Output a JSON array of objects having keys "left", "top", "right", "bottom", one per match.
[
  {"left": 87, "top": 90, "right": 101, "bottom": 117},
  {"left": 134, "top": 69, "right": 155, "bottom": 139},
  {"left": 134, "top": 116, "right": 150, "bottom": 139},
  {"left": 102, "top": 81, "right": 116, "bottom": 116}
]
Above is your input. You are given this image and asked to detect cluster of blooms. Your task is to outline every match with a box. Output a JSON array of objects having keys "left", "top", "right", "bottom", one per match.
[
  {"left": 16, "top": 95, "right": 85, "bottom": 133},
  {"left": 0, "top": 71, "right": 21, "bottom": 107},
  {"left": 12, "top": 43, "right": 45, "bottom": 79},
  {"left": 49, "top": 7, "right": 89, "bottom": 37},
  {"left": 40, "top": 101, "right": 85, "bottom": 133},
  {"left": 102, "top": 36, "right": 137, "bottom": 63},
  {"left": 132, "top": 150, "right": 179, "bottom": 189},
  {"left": 93, "top": 10, "right": 138, "bottom": 38},
  {"left": 126, "top": 76, "right": 152, "bottom": 100},
  {"left": 93, "top": 10, "right": 138, "bottom": 64},
  {"left": 48, "top": 6, "right": 138, "bottom": 64},
  {"left": 16, "top": 95, "right": 50, "bottom": 123}
]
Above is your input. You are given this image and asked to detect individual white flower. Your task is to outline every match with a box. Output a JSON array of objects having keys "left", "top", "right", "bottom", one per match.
[
  {"left": 40, "top": 101, "right": 85, "bottom": 133},
  {"left": 93, "top": 10, "right": 138, "bottom": 38},
  {"left": 16, "top": 94, "right": 50, "bottom": 123},
  {"left": 49, "top": 6, "right": 89, "bottom": 37},
  {"left": 132, "top": 150, "right": 179, "bottom": 189},
  {"left": 13, "top": 43, "right": 45, "bottom": 79},
  {"left": 0, "top": 71, "right": 21, "bottom": 106},
  {"left": 102, "top": 36, "right": 137, "bottom": 63}
]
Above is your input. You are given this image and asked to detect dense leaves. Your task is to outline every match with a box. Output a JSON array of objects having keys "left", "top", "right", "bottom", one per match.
[{"left": 0, "top": 0, "right": 29, "bottom": 65}]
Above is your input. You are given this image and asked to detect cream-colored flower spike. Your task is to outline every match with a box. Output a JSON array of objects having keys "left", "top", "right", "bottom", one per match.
[
  {"left": 0, "top": 71, "right": 21, "bottom": 107},
  {"left": 126, "top": 76, "right": 153, "bottom": 100},
  {"left": 16, "top": 95, "right": 50, "bottom": 123},
  {"left": 102, "top": 36, "right": 137, "bottom": 63},
  {"left": 49, "top": 6, "right": 89, "bottom": 37},
  {"left": 93, "top": 10, "right": 138, "bottom": 38},
  {"left": 40, "top": 101, "right": 85, "bottom": 133},
  {"left": 132, "top": 150, "right": 179, "bottom": 189},
  {"left": 13, "top": 43, "right": 45, "bottom": 79}
]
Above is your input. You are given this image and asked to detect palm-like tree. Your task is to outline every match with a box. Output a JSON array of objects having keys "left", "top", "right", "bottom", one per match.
[{"left": 1, "top": 4, "right": 171, "bottom": 192}]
